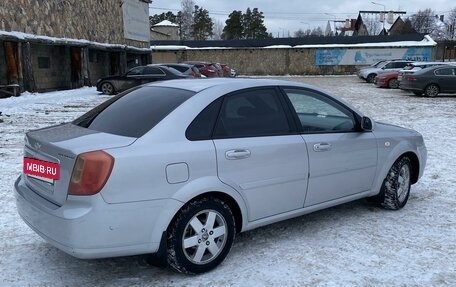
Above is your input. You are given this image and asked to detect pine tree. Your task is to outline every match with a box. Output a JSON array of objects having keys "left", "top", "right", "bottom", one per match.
[
  {"left": 179, "top": 0, "right": 195, "bottom": 40},
  {"left": 222, "top": 10, "right": 244, "bottom": 40},
  {"left": 242, "top": 8, "right": 269, "bottom": 39},
  {"left": 191, "top": 5, "right": 214, "bottom": 40}
]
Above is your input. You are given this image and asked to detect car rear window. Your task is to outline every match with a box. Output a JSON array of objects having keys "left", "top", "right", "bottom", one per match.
[{"left": 73, "top": 86, "right": 194, "bottom": 138}]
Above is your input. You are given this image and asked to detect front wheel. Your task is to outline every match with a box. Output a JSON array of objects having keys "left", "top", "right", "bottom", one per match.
[
  {"left": 167, "top": 197, "right": 235, "bottom": 274},
  {"left": 366, "top": 74, "right": 376, "bottom": 83},
  {"left": 379, "top": 157, "right": 412, "bottom": 210}
]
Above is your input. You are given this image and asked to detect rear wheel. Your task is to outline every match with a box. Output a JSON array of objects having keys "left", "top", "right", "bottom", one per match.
[
  {"left": 388, "top": 78, "right": 399, "bottom": 89},
  {"left": 366, "top": 74, "right": 376, "bottom": 83},
  {"left": 100, "top": 82, "right": 115, "bottom": 95},
  {"left": 167, "top": 197, "right": 235, "bottom": 274},
  {"left": 424, "top": 84, "right": 439, "bottom": 97},
  {"left": 378, "top": 157, "right": 412, "bottom": 210}
]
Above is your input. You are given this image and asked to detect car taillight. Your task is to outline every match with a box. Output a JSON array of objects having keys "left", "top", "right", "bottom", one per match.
[
  {"left": 189, "top": 71, "right": 196, "bottom": 77},
  {"left": 68, "top": 150, "right": 114, "bottom": 196}
]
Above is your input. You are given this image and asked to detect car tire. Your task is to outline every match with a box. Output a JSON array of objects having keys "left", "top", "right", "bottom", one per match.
[
  {"left": 366, "top": 74, "right": 376, "bottom": 83},
  {"left": 424, "top": 84, "right": 439, "bottom": 97},
  {"left": 378, "top": 157, "right": 412, "bottom": 210},
  {"left": 100, "top": 82, "right": 115, "bottom": 95},
  {"left": 167, "top": 197, "right": 235, "bottom": 274},
  {"left": 388, "top": 79, "right": 399, "bottom": 89}
]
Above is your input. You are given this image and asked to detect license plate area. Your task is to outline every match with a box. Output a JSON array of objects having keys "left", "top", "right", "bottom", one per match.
[{"left": 24, "top": 157, "right": 60, "bottom": 183}]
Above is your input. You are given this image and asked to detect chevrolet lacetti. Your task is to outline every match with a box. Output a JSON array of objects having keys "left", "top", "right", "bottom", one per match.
[{"left": 15, "top": 78, "right": 427, "bottom": 274}]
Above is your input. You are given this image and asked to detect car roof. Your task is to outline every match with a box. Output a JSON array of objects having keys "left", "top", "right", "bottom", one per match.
[
  {"left": 415, "top": 64, "right": 456, "bottom": 74},
  {"left": 146, "top": 78, "right": 311, "bottom": 92}
]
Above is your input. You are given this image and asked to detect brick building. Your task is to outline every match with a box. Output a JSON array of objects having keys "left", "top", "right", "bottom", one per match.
[{"left": 0, "top": 0, "right": 152, "bottom": 95}]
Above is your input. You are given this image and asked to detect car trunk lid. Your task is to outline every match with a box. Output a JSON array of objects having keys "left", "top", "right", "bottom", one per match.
[{"left": 23, "top": 123, "right": 136, "bottom": 206}]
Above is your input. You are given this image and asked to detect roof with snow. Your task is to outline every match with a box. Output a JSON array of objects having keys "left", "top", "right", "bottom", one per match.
[
  {"left": 153, "top": 20, "right": 179, "bottom": 27},
  {"left": 359, "top": 11, "right": 407, "bottom": 35},
  {"left": 150, "top": 34, "right": 436, "bottom": 50},
  {"left": 0, "top": 30, "right": 151, "bottom": 52}
]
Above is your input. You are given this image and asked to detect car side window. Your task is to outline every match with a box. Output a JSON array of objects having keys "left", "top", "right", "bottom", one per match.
[
  {"left": 283, "top": 88, "right": 356, "bottom": 133},
  {"left": 144, "top": 67, "right": 166, "bottom": 76},
  {"left": 214, "top": 88, "right": 291, "bottom": 138},
  {"left": 384, "top": 62, "right": 394, "bottom": 69},
  {"left": 435, "top": 68, "right": 455, "bottom": 76},
  {"left": 127, "top": 66, "right": 145, "bottom": 76},
  {"left": 186, "top": 97, "right": 223, "bottom": 141}
]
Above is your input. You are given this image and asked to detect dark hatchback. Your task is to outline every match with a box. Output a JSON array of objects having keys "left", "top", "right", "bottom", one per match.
[
  {"left": 96, "top": 65, "right": 188, "bottom": 95},
  {"left": 400, "top": 65, "right": 456, "bottom": 97}
]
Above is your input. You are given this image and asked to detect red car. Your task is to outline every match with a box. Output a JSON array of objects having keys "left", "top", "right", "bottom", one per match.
[
  {"left": 374, "top": 71, "right": 400, "bottom": 89},
  {"left": 184, "top": 61, "right": 219, "bottom": 77}
]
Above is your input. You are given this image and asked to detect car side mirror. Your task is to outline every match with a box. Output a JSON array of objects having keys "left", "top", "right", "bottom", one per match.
[{"left": 361, "top": 116, "right": 373, "bottom": 131}]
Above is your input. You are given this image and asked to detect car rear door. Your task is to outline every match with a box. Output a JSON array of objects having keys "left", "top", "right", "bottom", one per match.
[
  {"left": 142, "top": 66, "right": 166, "bottom": 83},
  {"left": 281, "top": 87, "right": 378, "bottom": 207},
  {"left": 212, "top": 88, "right": 309, "bottom": 221}
]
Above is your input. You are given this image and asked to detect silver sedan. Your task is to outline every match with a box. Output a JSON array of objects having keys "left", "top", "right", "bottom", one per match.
[{"left": 15, "top": 78, "right": 427, "bottom": 274}]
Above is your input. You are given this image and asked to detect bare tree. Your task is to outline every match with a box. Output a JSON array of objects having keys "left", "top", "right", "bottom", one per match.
[
  {"left": 363, "top": 16, "right": 382, "bottom": 35},
  {"left": 448, "top": 7, "right": 456, "bottom": 39},
  {"left": 410, "top": 9, "right": 436, "bottom": 34},
  {"left": 294, "top": 29, "right": 307, "bottom": 38},
  {"left": 179, "top": 0, "right": 195, "bottom": 40},
  {"left": 212, "top": 19, "right": 224, "bottom": 40}
]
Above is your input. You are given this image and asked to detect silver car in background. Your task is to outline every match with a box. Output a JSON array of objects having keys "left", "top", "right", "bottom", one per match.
[{"left": 15, "top": 78, "right": 427, "bottom": 274}]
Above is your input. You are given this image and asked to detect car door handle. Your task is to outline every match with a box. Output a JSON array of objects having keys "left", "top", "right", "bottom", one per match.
[
  {"left": 313, "top": 143, "right": 332, "bottom": 152},
  {"left": 225, "top": 149, "right": 251, "bottom": 160}
]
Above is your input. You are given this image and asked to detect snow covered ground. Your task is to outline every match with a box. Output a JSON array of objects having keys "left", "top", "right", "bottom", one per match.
[{"left": 0, "top": 77, "right": 455, "bottom": 287}]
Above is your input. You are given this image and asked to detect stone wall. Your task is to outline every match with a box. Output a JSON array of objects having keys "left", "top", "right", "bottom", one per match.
[
  {"left": 0, "top": 0, "right": 148, "bottom": 48},
  {"left": 151, "top": 48, "right": 358, "bottom": 75}
]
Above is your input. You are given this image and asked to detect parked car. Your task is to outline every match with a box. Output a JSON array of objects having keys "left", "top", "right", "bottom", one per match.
[
  {"left": 400, "top": 65, "right": 456, "bottom": 97},
  {"left": 211, "top": 62, "right": 224, "bottom": 77},
  {"left": 152, "top": 63, "right": 202, "bottom": 78},
  {"left": 398, "top": 61, "right": 456, "bottom": 83},
  {"left": 96, "top": 65, "right": 188, "bottom": 95},
  {"left": 220, "top": 64, "right": 234, "bottom": 77},
  {"left": 184, "top": 61, "right": 219, "bottom": 77},
  {"left": 357, "top": 60, "right": 388, "bottom": 73},
  {"left": 15, "top": 78, "right": 427, "bottom": 274},
  {"left": 358, "top": 60, "right": 411, "bottom": 83},
  {"left": 374, "top": 71, "right": 400, "bottom": 89}
]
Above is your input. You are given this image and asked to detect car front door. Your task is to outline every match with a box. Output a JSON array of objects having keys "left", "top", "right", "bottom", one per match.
[
  {"left": 120, "top": 66, "right": 144, "bottom": 91},
  {"left": 435, "top": 67, "right": 456, "bottom": 92},
  {"left": 212, "top": 88, "right": 309, "bottom": 221},
  {"left": 281, "top": 87, "right": 378, "bottom": 207}
]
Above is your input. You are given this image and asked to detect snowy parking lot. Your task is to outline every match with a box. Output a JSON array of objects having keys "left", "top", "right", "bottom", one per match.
[{"left": 1, "top": 76, "right": 455, "bottom": 287}]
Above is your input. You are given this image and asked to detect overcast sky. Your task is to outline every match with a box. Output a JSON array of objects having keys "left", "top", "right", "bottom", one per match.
[{"left": 149, "top": 0, "right": 455, "bottom": 37}]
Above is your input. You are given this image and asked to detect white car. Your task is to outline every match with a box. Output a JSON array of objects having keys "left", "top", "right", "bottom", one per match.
[
  {"left": 15, "top": 78, "right": 427, "bottom": 274},
  {"left": 359, "top": 60, "right": 411, "bottom": 83}
]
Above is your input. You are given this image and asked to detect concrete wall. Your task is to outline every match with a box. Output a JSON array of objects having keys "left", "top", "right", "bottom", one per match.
[
  {"left": 0, "top": 0, "right": 148, "bottom": 48},
  {"left": 151, "top": 48, "right": 358, "bottom": 75}
]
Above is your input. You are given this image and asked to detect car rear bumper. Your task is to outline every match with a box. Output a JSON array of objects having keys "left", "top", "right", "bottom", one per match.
[{"left": 14, "top": 175, "right": 181, "bottom": 259}]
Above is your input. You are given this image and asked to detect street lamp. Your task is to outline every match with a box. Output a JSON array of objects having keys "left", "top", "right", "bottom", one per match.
[{"left": 371, "top": 1, "right": 386, "bottom": 31}]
